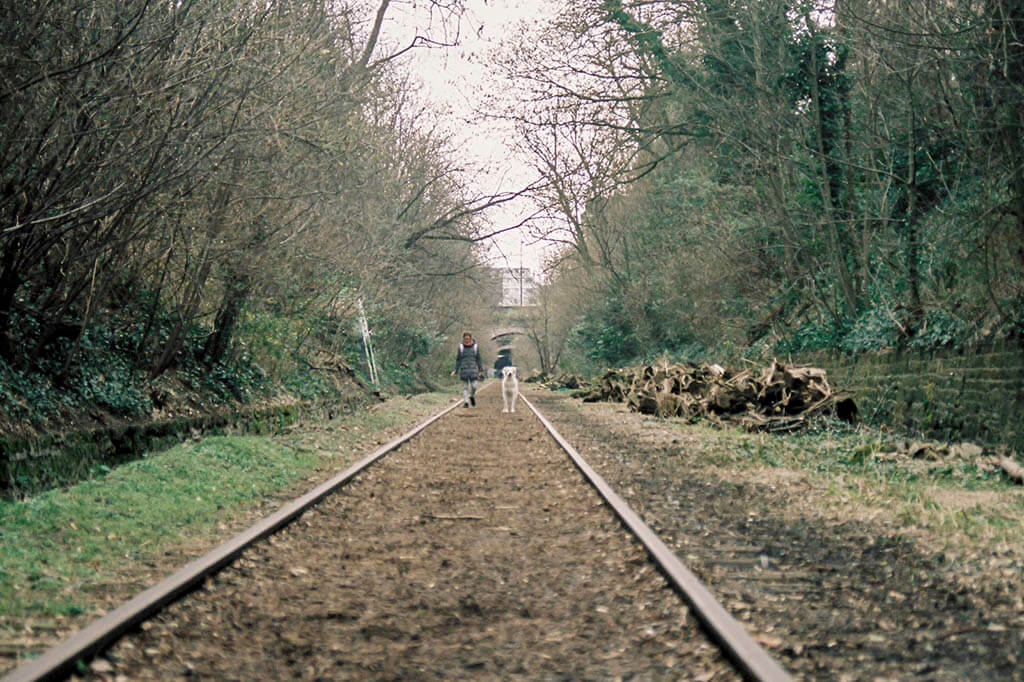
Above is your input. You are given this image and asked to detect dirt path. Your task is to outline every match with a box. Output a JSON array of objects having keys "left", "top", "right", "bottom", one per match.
[{"left": 94, "top": 384, "right": 738, "bottom": 680}]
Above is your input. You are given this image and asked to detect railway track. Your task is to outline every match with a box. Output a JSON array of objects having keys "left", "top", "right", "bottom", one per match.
[{"left": 5, "top": 382, "right": 792, "bottom": 681}]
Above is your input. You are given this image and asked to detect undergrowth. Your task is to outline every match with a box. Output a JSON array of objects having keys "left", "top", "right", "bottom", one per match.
[{"left": 0, "top": 309, "right": 394, "bottom": 439}]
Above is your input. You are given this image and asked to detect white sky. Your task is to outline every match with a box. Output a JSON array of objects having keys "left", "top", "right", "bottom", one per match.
[{"left": 376, "top": 0, "right": 559, "bottom": 273}]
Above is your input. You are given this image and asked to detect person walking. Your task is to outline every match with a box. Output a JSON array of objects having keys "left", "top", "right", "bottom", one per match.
[{"left": 452, "top": 332, "right": 484, "bottom": 407}]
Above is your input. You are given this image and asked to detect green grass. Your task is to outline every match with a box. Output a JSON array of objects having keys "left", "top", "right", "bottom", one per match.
[
  {"left": 0, "top": 389, "right": 456, "bottom": 627},
  {"left": 661, "top": 410, "right": 1024, "bottom": 555},
  {"left": 0, "top": 436, "right": 314, "bottom": 619}
]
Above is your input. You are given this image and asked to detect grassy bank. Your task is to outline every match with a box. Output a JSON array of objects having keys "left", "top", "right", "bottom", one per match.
[{"left": 0, "top": 389, "right": 457, "bottom": 670}]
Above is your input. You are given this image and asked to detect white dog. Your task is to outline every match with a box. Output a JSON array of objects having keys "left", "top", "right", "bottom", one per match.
[{"left": 501, "top": 366, "right": 519, "bottom": 413}]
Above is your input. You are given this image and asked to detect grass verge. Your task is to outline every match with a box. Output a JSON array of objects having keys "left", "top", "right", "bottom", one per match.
[
  {"left": 0, "top": 389, "right": 457, "bottom": 669},
  {"left": 666, "top": 413, "right": 1024, "bottom": 569}
]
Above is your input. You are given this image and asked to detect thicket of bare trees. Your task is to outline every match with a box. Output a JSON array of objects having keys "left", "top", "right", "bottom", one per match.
[
  {"left": 496, "top": 0, "right": 1024, "bottom": 368},
  {"left": 4, "top": 0, "right": 1021, "bottom": 415},
  {"left": 1, "top": 0, "right": 494, "bottom": 417}
]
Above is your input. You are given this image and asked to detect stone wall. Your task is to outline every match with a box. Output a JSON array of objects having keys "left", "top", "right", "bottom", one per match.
[{"left": 794, "top": 343, "right": 1024, "bottom": 452}]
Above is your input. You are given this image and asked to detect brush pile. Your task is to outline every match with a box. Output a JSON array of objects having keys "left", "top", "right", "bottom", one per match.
[{"left": 573, "top": 361, "right": 857, "bottom": 433}]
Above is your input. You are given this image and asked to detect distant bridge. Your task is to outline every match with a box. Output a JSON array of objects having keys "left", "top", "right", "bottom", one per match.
[
  {"left": 488, "top": 327, "right": 522, "bottom": 372},
  {"left": 487, "top": 303, "right": 532, "bottom": 373},
  {"left": 490, "top": 327, "right": 524, "bottom": 343}
]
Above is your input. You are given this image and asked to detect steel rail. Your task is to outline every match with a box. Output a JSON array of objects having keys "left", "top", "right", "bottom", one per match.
[
  {"left": 521, "top": 393, "right": 793, "bottom": 682},
  {"left": 3, "top": 397, "right": 466, "bottom": 682},
  {"left": 9, "top": 385, "right": 789, "bottom": 681}
]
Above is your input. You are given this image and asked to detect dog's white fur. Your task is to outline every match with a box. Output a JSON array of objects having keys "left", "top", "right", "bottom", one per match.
[{"left": 501, "top": 366, "right": 519, "bottom": 413}]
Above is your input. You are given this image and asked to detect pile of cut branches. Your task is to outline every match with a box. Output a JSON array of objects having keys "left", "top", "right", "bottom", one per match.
[{"left": 574, "top": 361, "right": 857, "bottom": 433}]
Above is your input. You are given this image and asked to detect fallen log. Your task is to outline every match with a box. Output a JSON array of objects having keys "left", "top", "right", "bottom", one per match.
[{"left": 997, "top": 455, "right": 1024, "bottom": 485}]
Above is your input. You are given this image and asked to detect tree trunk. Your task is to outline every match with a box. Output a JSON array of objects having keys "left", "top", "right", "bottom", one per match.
[
  {"left": 904, "top": 99, "right": 924, "bottom": 335},
  {"left": 202, "top": 269, "right": 250, "bottom": 366},
  {"left": 151, "top": 157, "right": 242, "bottom": 378},
  {"left": 0, "top": 245, "right": 22, "bottom": 361},
  {"left": 990, "top": 0, "right": 1024, "bottom": 267},
  {"left": 359, "top": 0, "right": 391, "bottom": 68},
  {"left": 807, "top": 36, "right": 857, "bottom": 318}
]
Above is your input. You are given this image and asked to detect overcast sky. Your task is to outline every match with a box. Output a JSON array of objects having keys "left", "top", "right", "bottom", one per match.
[{"left": 380, "top": 0, "right": 559, "bottom": 273}]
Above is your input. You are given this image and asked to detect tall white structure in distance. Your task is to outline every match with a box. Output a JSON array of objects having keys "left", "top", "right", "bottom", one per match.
[{"left": 500, "top": 266, "right": 536, "bottom": 307}]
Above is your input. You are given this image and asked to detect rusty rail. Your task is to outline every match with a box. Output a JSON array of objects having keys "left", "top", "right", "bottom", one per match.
[
  {"left": 2, "top": 398, "right": 465, "bottom": 682},
  {"left": 521, "top": 393, "right": 793, "bottom": 682},
  {"left": 7, "top": 386, "right": 790, "bottom": 682}
]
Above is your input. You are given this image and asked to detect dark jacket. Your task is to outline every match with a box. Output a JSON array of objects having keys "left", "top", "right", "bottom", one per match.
[{"left": 455, "top": 343, "right": 484, "bottom": 380}]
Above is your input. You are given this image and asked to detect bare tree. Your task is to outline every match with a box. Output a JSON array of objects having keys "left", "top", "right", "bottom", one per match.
[{"left": 0, "top": 0, "right": 258, "bottom": 367}]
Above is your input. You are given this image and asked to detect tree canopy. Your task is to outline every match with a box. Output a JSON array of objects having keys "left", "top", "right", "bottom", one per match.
[
  {"left": 3, "top": 0, "right": 1022, "bottom": 424},
  {"left": 0, "top": 0, "right": 505, "bottom": 427},
  {"left": 494, "top": 0, "right": 1024, "bottom": 368}
]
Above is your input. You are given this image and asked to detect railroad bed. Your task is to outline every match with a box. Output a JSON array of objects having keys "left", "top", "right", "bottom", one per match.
[
  {"left": 8, "top": 385, "right": 774, "bottom": 681},
  {"left": 7, "top": 384, "right": 1022, "bottom": 680}
]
